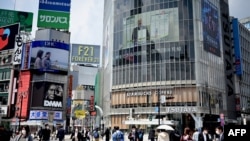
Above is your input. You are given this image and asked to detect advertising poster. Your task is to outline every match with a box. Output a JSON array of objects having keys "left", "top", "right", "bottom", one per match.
[
  {"left": 37, "top": 10, "right": 70, "bottom": 29},
  {"left": 29, "top": 40, "right": 69, "bottom": 72},
  {"left": 0, "top": 9, "right": 33, "bottom": 32},
  {"left": 202, "top": 0, "right": 220, "bottom": 57},
  {"left": 71, "top": 44, "right": 100, "bottom": 64},
  {"left": 31, "top": 82, "right": 64, "bottom": 108},
  {"left": 122, "top": 8, "right": 179, "bottom": 49},
  {"left": 39, "top": 0, "right": 71, "bottom": 12},
  {"left": 0, "top": 23, "right": 19, "bottom": 51}
]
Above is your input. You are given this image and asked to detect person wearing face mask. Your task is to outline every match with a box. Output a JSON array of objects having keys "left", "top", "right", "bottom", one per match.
[
  {"left": 198, "top": 127, "right": 211, "bottom": 141},
  {"left": 41, "top": 124, "right": 51, "bottom": 141},
  {"left": 15, "top": 125, "right": 33, "bottom": 141},
  {"left": 214, "top": 126, "right": 224, "bottom": 141},
  {"left": 70, "top": 127, "right": 83, "bottom": 141}
]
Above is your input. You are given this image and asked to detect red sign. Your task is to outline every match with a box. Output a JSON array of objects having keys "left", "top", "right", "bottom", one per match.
[
  {"left": 90, "top": 96, "right": 94, "bottom": 111},
  {"left": 15, "top": 70, "right": 31, "bottom": 119}
]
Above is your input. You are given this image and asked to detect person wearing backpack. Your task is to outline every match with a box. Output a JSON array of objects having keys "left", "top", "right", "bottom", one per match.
[
  {"left": 138, "top": 128, "right": 144, "bottom": 141},
  {"left": 93, "top": 128, "right": 100, "bottom": 141},
  {"left": 112, "top": 126, "right": 124, "bottom": 141}
]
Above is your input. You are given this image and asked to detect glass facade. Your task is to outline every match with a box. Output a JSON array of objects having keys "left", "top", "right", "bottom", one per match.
[{"left": 113, "top": 0, "right": 195, "bottom": 85}]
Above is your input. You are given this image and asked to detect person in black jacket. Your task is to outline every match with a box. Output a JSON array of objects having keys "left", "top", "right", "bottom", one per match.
[
  {"left": 41, "top": 124, "right": 51, "bottom": 141},
  {"left": 56, "top": 125, "right": 65, "bottom": 141},
  {"left": 148, "top": 127, "right": 155, "bottom": 141},
  {"left": 198, "top": 127, "right": 211, "bottom": 141},
  {"left": 71, "top": 127, "right": 83, "bottom": 141},
  {"left": 104, "top": 127, "right": 111, "bottom": 141}
]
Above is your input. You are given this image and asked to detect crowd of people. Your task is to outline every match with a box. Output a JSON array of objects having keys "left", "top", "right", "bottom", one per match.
[{"left": 0, "top": 124, "right": 225, "bottom": 141}]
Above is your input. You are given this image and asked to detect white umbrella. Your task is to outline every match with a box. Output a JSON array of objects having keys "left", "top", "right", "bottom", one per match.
[{"left": 156, "top": 124, "right": 174, "bottom": 131}]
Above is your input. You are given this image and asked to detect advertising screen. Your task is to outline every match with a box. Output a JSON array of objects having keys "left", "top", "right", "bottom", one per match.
[
  {"left": 71, "top": 44, "right": 100, "bottom": 64},
  {"left": 31, "top": 81, "right": 64, "bottom": 108},
  {"left": 122, "top": 8, "right": 179, "bottom": 49},
  {"left": 0, "top": 9, "right": 33, "bottom": 32},
  {"left": 0, "top": 23, "right": 19, "bottom": 51},
  {"left": 202, "top": 0, "right": 220, "bottom": 56},
  {"left": 29, "top": 40, "right": 69, "bottom": 72}
]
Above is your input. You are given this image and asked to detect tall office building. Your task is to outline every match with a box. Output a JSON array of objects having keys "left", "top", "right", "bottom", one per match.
[
  {"left": 239, "top": 17, "right": 250, "bottom": 30},
  {"left": 232, "top": 17, "right": 250, "bottom": 125},
  {"left": 102, "top": 0, "right": 236, "bottom": 130}
]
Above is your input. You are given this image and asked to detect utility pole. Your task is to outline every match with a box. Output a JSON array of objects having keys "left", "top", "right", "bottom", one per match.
[{"left": 158, "top": 89, "right": 161, "bottom": 125}]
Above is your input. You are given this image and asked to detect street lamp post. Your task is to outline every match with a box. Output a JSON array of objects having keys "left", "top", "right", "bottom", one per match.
[{"left": 158, "top": 89, "right": 161, "bottom": 125}]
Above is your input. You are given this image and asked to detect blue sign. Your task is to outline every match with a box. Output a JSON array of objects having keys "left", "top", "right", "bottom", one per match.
[
  {"left": 232, "top": 18, "right": 243, "bottom": 76},
  {"left": 39, "top": 0, "right": 71, "bottom": 12},
  {"left": 29, "top": 110, "right": 48, "bottom": 120},
  {"left": 32, "top": 40, "right": 69, "bottom": 51}
]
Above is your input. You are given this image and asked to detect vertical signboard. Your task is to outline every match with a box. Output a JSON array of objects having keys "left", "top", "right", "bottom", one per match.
[
  {"left": 12, "top": 34, "right": 23, "bottom": 65},
  {"left": 37, "top": 0, "right": 71, "bottom": 30},
  {"left": 16, "top": 71, "right": 31, "bottom": 119},
  {"left": 232, "top": 18, "right": 243, "bottom": 76},
  {"left": 0, "top": 9, "right": 33, "bottom": 32},
  {"left": 201, "top": 0, "right": 220, "bottom": 56},
  {"left": 0, "top": 23, "right": 19, "bottom": 51},
  {"left": 21, "top": 42, "right": 31, "bottom": 70}
]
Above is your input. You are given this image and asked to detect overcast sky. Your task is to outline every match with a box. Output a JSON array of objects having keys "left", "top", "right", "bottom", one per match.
[{"left": 0, "top": 0, "right": 249, "bottom": 46}]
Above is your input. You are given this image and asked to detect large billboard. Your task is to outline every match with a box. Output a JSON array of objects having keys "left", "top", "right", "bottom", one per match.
[
  {"left": 31, "top": 82, "right": 64, "bottom": 108},
  {"left": 29, "top": 40, "right": 70, "bottom": 72},
  {"left": 0, "top": 23, "right": 19, "bottom": 51},
  {"left": 122, "top": 8, "right": 179, "bottom": 49},
  {"left": 202, "top": 0, "right": 220, "bottom": 57},
  {"left": 38, "top": 0, "right": 71, "bottom": 30},
  {"left": 0, "top": 9, "right": 33, "bottom": 32},
  {"left": 39, "top": 0, "right": 71, "bottom": 12},
  {"left": 71, "top": 44, "right": 100, "bottom": 64},
  {"left": 37, "top": 10, "right": 70, "bottom": 29}
]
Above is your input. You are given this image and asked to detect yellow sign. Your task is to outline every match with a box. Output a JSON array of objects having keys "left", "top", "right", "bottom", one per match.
[{"left": 74, "top": 110, "right": 86, "bottom": 119}]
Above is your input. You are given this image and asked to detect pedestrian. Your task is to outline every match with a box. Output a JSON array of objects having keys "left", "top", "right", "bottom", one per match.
[
  {"left": 128, "top": 125, "right": 138, "bottom": 141},
  {"left": 14, "top": 125, "right": 33, "bottom": 141},
  {"left": 71, "top": 127, "right": 83, "bottom": 141},
  {"left": 57, "top": 125, "right": 65, "bottom": 141},
  {"left": 112, "top": 126, "right": 124, "bottom": 141},
  {"left": 41, "top": 124, "right": 51, "bottom": 141},
  {"left": 157, "top": 129, "right": 170, "bottom": 141},
  {"left": 169, "top": 125, "right": 181, "bottom": 141},
  {"left": 0, "top": 125, "right": 11, "bottom": 141},
  {"left": 198, "top": 127, "right": 211, "bottom": 141},
  {"left": 93, "top": 128, "right": 100, "bottom": 141},
  {"left": 82, "top": 127, "right": 90, "bottom": 141},
  {"left": 180, "top": 127, "right": 193, "bottom": 141},
  {"left": 214, "top": 126, "right": 224, "bottom": 141},
  {"left": 138, "top": 128, "right": 144, "bottom": 141},
  {"left": 148, "top": 127, "right": 155, "bottom": 141},
  {"left": 104, "top": 127, "right": 111, "bottom": 141},
  {"left": 192, "top": 128, "right": 200, "bottom": 141}
]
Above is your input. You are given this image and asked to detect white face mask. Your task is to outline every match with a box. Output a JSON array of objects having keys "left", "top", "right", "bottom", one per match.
[
  {"left": 21, "top": 130, "right": 26, "bottom": 135},
  {"left": 46, "top": 126, "right": 49, "bottom": 129},
  {"left": 76, "top": 129, "right": 78, "bottom": 132},
  {"left": 216, "top": 130, "right": 220, "bottom": 135}
]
